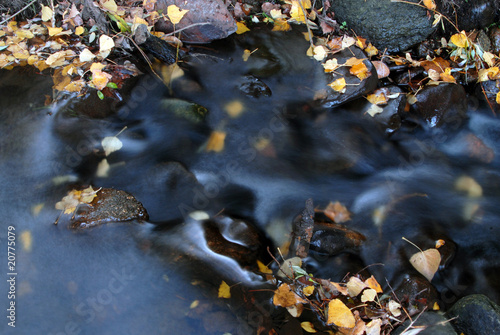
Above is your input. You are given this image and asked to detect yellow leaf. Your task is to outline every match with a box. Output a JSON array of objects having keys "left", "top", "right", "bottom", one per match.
[
  {"left": 90, "top": 62, "right": 106, "bottom": 72},
  {"left": 356, "top": 37, "right": 367, "bottom": 49},
  {"left": 361, "top": 288, "right": 377, "bottom": 302},
  {"left": 497, "top": 91, "right": 500, "bottom": 105},
  {"left": 450, "top": 31, "right": 469, "bottom": 48},
  {"left": 483, "top": 51, "right": 496, "bottom": 67},
  {"left": 79, "top": 48, "right": 96, "bottom": 62},
  {"left": 21, "top": 230, "right": 32, "bottom": 252},
  {"left": 257, "top": 260, "right": 273, "bottom": 274},
  {"left": 323, "top": 58, "right": 339, "bottom": 72},
  {"left": 75, "top": 26, "right": 85, "bottom": 35},
  {"left": 205, "top": 131, "right": 226, "bottom": 152},
  {"left": 101, "top": 136, "right": 123, "bottom": 156},
  {"left": 46, "top": 50, "right": 71, "bottom": 67},
  {"left": 41, "top": 5, "right": 53, "bottom": 21},
  {"left": 364, "top": 276, "right": 383, "bottom": 293},
  {"left": 344, "top": 57, "right": 363, "bottom": 67},
  {"left": 326, "top": 299, "right": 355, "bottom": 328},
  {"left": 15, "top": 29, "right": 34, "bottom": 39},
  {"left": 423, "top": 0, "right": 436, "bottom": 10},
  {"left": 218, "top": 281, "right": 231, "bottom": 298},
  {"left": 328, "top": 77, "right": 346, "bottom": 92},
  {"left": 433, "top": 302, "right": 440, "bottom": 310},
  {"left": 290, "top": 0, "right": 309, "bottom": 23},
  {"left": 366, "top": 91, "right": 388, "bottom": 105},
  {"left": 366, "top": 104, "right": 384, "bottom": 117},
  {"left": 272, "top": 18, "right": 291, "bottom": 31},
  {"left": 101, "top": 0, "right": 117, "bottom": 13},
  {"left": 455, "top": 175, "right": 482, "bottom": 197},
  {"left": 64, "top": 79, "right": 86, "bottom": 92},
  {"left": 409, "top": 248, "right": 441, "bottom": 281},
  {"left": 350, "top": 61, "right": 369, "bottom": 80},
  {"left": 303, "top": 285, "right": 314, "bottom": 296},
  {"left": 242, "top": 49, "right": 252, "bottom": 62},
  {"left": 439, "top": 67, "right": 456, "bottom": 83},
  {"left": 301, "top": 321, "right": 317, "bottom": 333},
  {"left": 313, "top": 45, "right": 328, "bottom": 61},
  {"left": 80, "top": 186, "right": 99, "bottom": 203},
  {"left": 48, "top": 27, "right": 63, "bottom": 36},
  {"left": 273, "top": 283, "right": 305, "bottom": 307},
  {"left": 190, "top": 300, "right": 199, "bottom": 308},
  {"left": 99, "top": 34, "right": 115, "bottom": 59},
  {"left": 224, "top": 100, "right": 244, "bottom": 118},
  {"left": 346, "top": 276, "right": 367, "bottom": 297},
  {"left": 236, "top": 21, "right": 250, "bottom": 34},
  {"left": 167, "top": 4, "right": 189, "bottom": 25},
  {"left": 270, "top": 9, "right": 284, "bottom": 19},
  {"left": 31, "top": 203, "right": 44, "bottom": 216},
  {"left": 92, "top": 69, "right": 112, "bottom": 90}
]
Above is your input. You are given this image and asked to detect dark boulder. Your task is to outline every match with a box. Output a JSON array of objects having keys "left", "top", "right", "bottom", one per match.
[
  {"left": 447, "top": 294, "right": 500, "bottom": 335},
  {"left": 328, "top": 0, "right": 435, "bottom": 52}
]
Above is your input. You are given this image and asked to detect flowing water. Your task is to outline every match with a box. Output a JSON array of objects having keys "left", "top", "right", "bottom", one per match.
[{"left": 1, "top": 27, "right": 500, "bottom": 334}]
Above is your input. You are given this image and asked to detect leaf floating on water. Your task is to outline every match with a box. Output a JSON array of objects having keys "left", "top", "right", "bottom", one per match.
[
  {"left": 205, "top": 131, "right": 226, "bottom": 153},
  {"left": 326, "top": 298, "right": 355, "bottom": 328},
  {"left": 323, "top": 201, "right": 351, "bottom": 223},
  {"left": 218, "top": 281, "right": 231, "bottom": 299},
  {"left": 455, "top": 175, "right": 482, "bottom": 198},
  {"left": 409, "top": 248, "right": 441, "bottom": 281},
  {"left": 102, "top": 136, "right": 123, "bottom": 156},
  {"left": 236, "top": 21, "right": 250, "bottom": 34},
  {"left": 21, "top": 230, "right": 32, "bottom": 252}
]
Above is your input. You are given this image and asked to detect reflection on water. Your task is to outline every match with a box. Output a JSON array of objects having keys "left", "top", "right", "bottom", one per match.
[{"left": 1, "top": 27, "right": 500, "bottom": 334}]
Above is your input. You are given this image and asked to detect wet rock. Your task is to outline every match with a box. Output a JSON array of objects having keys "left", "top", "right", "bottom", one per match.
[
  {"left": 394, "top": 275, "right": 439, "bottom": 316},
  {"left": 393, "top": 312, "right": 457, "bottom": 335},
  {"left": 409, "top": 83, "right": 467, "bottom": 128},
  {"left": 160, "top": 98, "right": 208, "bottom": 123},
  {"left": 71, "top": 188, "right": 148, "bottom": 228},
  {"left": 328, "top": 0, "right": 435, "bottom": 53},
  {"left": 476, "top": 80, "right": 500, "bottom": 115},
  {"left": 237, "top": 75, "right": 272, "bottom": 98},
  {"left": 320, "top": 46, "right": 378, "bottom": 108},
  {"left": 447, "top": 294, "right": 500, "bottom": 335},
  {"left": 155, "top": 0, "right": 236, "bottom": 43},
  {"left": 438, "top": 0, "right": 499, "bottom": 32},
  {"left": 309, "top": 222, "right": 366, "bottom": 256},
  {"left": 441, "top": 132, "right": 495, "bottom": 164},
  {"left": 490, "top": 27, "right": 500, "bottom": 55},
  {"left": 360, "top": 86, "right": 406, "bottom": 135}
]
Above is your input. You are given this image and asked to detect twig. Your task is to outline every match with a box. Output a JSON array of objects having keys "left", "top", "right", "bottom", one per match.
[
  {"left": 0, "top": 0, "right": 38, "bottom": 25},
  {"left": 165, "top": 22, "right": 211, "bottom": 36}
]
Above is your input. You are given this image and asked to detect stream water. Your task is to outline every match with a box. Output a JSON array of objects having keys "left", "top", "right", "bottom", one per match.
[{"left": 1, "top": 27, "right": 500, "bottom": 334}]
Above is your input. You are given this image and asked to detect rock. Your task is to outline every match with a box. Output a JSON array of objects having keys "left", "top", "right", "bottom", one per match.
[
  {"left": 393, "top": 312, "right": 457, "bottom": 335},
  {"left": 237, "top": 75, "right": 272, "bottom": 98},
  {"left": 447, "top": 294, "right": 500, "bottom": 335},
  {"left": 490, "top": 27, "right": 500, "bottom": 55},
  {"left": 438, "top": 0, "right": 499, "bottom": 32},
  {"left": 155, "top": 0, "right": 236, "bottom": 43},
  {"left": 309, "top": 222, "right": 366, "bottom": 256},
  {"left": 328, "top": 0, "right": 435, "bottom": 52},
  {"left": 476, "top": 80, "right": 500, "bottom": 115},
  {"left": 160, "top": 98, "right": 208, "bottom": 123},
  {"left": 70, "top": 188, "right": 148, "bottom": 228},
  {"left": 409, "top": 83, "right": 468, "bottom": 128},
  {"left": 394, "top": 275, "right": 439, "bottom": 316},
  {"left": 360, "top": 85, "right": 406, "bottom": 135},
  {"left": 320, "top": 46, "right": 378, "bottom": 108}
]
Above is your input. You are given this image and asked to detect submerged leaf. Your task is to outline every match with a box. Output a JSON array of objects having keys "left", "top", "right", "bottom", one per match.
[{"left": 218, "top": 281, "right": 231, "bottom": 298}]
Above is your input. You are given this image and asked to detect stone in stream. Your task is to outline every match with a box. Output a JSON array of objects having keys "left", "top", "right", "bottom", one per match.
[
  {"left": 327, "top": 0, "right": 435, "bottom": 53},
  {"left": 70, "top": 188, "right": 149, "bottom": 228},
  {"left": 393, "top": 312, "right": 457, "bottom": 335},
  {"left": 409, "top": 83, "right": 468, "bottom": 128},
  {"left": 447, "top": 294, "right": 500, "bottom": 335}
]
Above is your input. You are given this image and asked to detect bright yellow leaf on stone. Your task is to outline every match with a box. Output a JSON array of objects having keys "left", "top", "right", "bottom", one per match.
[
  {"left": 218, "top": 280, "right": 231, "bottom": 298},
  {"left": 48, "top": 27, "right": 63, "bottom": 36},
  {"left": 21, "top": 231, "right": 32, "bottom": 252},
  {"left": 366, "top": 91, "right": 388, "bottom": 105},
  {"left": 450, "top": 31, "right": 469, "bottom": 48},
  {"left": 41, "top": 5, "right": 53, "bottom": 21},
  {"left": 167, "top": 4, "right": 189, "bottom": 25},
  {"left": 328, "top": 77, "right": 346, "bottom": 92},
  {"left": 323, "top": 58, "right": 339, "bottom": 72},
  {"left": 497, "top": 92, "right": 500, "bottom": 105},
  {"left": 224, "top": 100, "right": 244, "bottom": 118},
  {"left": 273, "top": 283, "right": 306, "bottom": 307},
  {"left": 423, "top": 0, "right": 436, "bottom": 10},
  {"left": 75, "top": 26, "right": 85, "bottom": 35},
  {"left": 326, "top": 298, "right": 355, "bottom": 328},
  {"left": 433, "top": 302, "right": 440, "bottom": 310},
  {"left": 365, "top": 43, "right": 378, "bottom": 57},
  {"left": 350, "top": 61, "right": 369, "bottom": 80},
  {"left": 236, "top": 21, "right": 250, "bottom": 34},
  {"left": 257, "top": 260, "right": 273, "bottom": 274},
  {"left": 205, "top": 131, "right": 226, "bottom": 152}
]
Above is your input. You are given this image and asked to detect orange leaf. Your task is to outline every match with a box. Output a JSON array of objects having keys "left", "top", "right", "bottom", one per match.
[
  {"left": 364, "top": 275, "right": 383, "bottom": 293},
  {"left": 439, "top": 67, "right": 456, "bottom": 83},
  {"left": 366, "top": 90, "right": 388, "bottom": 105},
  {"left": 92, "top": 69, "right": 112, "bottom": 90},
  {"left": 450, "top": 31, "right": 469, "bottom": 48},
  {"left": 273, "top": 283, "right": 305, "bottom": 307},
  {"left": 205, "top": 131, "right": 226, "bottom": 152},
  {"left": 372, "top": 60, "right": 389, "bottom": 78},
  {"left": 350, "top": 61, "right": 369, "bottom": 80},
  {"left": 324, "top": 201, "right": 351, "bottom": 223},
  {"left": 326, "top": 299, "right": 355, "bottom": 328},
  {"left": 423, "top": 0, "right": 436, "bottom": 10},
  {"left": 364, "top": 43, "right": 378, "bottom": 57}
]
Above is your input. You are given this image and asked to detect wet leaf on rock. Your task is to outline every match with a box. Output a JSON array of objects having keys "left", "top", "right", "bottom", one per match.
[
  {"left": 326, "top": 298, "right": 355, "bottom": 328},
  {"left": 218, "top": 281, "right": 231, "bottom": 299},
  {"left": 166, "top": 4, "right": 189, "bottom": 25},
  {"left": 409, "top": 248, "right": 440, "bottom": 281}
]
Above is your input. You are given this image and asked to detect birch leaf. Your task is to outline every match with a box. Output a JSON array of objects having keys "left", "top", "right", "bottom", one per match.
[
  {"left": 167, "top": 5, "right": 189, "bottom": 25},
  {"left": 218, "top": 281, "right": 231, "bottom": 298},
  {"left": 409, "top": 248, "right": 441, "bottom": 281},
  {"left": 102, "top": 136, "right": 123, "bottom": 156},
  {"left": 326, "top": 298, "right": 355, "bottom": 328}
]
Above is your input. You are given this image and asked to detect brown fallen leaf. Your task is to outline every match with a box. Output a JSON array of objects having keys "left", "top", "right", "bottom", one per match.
[
  {"left": 323, "top": 201, "right": 351, "bottom": 223},
  {"left": 273, "top": 283, "right": 306, "bottom": 307}
]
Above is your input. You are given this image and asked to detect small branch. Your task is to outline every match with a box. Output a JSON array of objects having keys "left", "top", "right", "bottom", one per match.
[{"left": 0, "top": 0, "right": 38, "bottom": 25}]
